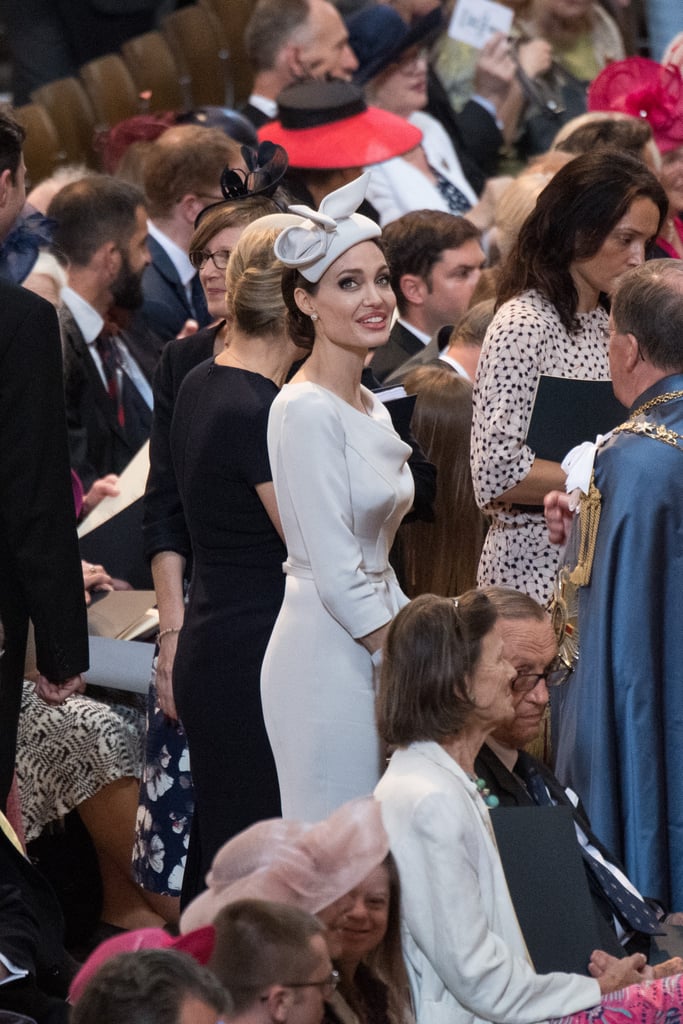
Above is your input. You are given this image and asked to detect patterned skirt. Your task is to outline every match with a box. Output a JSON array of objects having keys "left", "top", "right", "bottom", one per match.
[
  {"left": 131, "top": 655, "right": 194, "bottom": 896},
  {"left": 16, "top": 681, "right": 145, "bottom": 842}
]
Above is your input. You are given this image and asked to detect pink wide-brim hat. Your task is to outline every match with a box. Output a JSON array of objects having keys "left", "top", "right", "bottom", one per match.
[{"left": 180, "top": 796, "right": 389, "bottom": 934}]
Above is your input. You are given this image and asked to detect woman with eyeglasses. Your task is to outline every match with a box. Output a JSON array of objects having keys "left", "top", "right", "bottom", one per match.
[
  {"left": 375, "top": 591, "right": 683, "bottom": 1024},
  {"left": 347, "top": 5, "right": 507, "bottom": 230},
  {"left": 470, "top": 150, "right": 668, "bottom": 605}
]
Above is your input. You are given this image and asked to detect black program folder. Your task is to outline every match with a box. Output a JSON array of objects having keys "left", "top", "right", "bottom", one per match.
[
  {"left": 526, "top": 376, "right": 627, "bottom": 463},
  {"left": 491, "top": 805, "right": 623, "bottom": 975}
]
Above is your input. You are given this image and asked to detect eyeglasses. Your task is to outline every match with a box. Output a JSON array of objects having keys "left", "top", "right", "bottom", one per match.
[
  {"left": 511, "top": 656, "right": 572, "bottom": 693},
  {"left": 283, "top": 970, "right": 340, "bottom": 999},
  {"left": 189, "top": 248, "right": 231, "bottom": 271}
]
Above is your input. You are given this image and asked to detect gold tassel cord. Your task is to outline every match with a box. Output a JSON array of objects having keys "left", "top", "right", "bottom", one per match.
[{"left": 568, "top": 474, "right": 602, "bottom": 588}]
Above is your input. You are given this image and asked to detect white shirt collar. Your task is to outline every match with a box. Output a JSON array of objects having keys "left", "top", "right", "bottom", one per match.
[
  {"left": 248, "top": 93, "right": 278, "bottom": 119},
  {"left": 397, "top": 317, "right": 431, "bottom": 347},
  {"left": 61, "top": 286, "right": 104, "bottom": 345},
  {"left": 147, "top": 220, "right": 195, "bottom": 288},
  {"left": 439, "top": 352, "right": 472, "bottom": 381}
]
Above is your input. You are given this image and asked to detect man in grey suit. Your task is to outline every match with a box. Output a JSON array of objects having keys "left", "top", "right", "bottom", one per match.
[{"left": 370, "top": 211, "right": 484, "bottom": 383}]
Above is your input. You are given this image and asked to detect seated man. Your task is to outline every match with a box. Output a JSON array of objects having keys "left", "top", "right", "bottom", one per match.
[
  {"left": 209, "top": 899, "right": 333, "bottom": 1024},
  {"left": 70, "top": 947, "right": 229, "bottom": 1024},
  {"left": 475, "top": 586, "right": 683, "bottom": 960},
  {"left": 0, "top": 810, "right": 75, "bottom": 1024}
]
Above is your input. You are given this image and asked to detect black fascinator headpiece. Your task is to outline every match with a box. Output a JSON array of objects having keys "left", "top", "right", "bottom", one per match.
[{"left": 194, "top": 141, "right": 289, "bottom": 226}]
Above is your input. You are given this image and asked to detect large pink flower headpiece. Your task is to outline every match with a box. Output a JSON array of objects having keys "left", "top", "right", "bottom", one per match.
[{"left": 588, "top": 56, "right": 683, "bottom": 154}]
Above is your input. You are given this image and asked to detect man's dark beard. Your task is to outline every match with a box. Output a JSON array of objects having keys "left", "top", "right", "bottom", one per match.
[{"left": 111, "top": 250, "right": 144, "bottom": 310}]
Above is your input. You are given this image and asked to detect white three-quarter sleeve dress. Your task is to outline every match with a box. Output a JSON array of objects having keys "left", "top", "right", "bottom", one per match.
[{"left": 261, "top": 381, "right": 414, "bottom": 821}]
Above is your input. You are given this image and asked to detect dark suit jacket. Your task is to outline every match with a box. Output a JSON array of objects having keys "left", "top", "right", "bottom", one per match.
[
  {"left": 426, "top": 68, "right": 503, "bottom": 192},
  {"left": 0, "top": 283, "right": 88, "bottom": 808},
  {"left": 475, "top": 743, "right": 658, "bottom": 955},
  {"left": 369, "top": 320, "right": 426, "bottom": 384},
  {"left": 60, "top": 305, "right": 148, "bottom": 489},
  {"left": 0, "top": 824, "right": 77, "bottom": 1022},
  {"left": 240, "top": 100, "right": 274, "bottom": 130},
  {"left": 141, "top": 235, "right": 210, "bottom": 342},
  {"left": 383, "top": 334, "right": 443, "bottom": 386}
]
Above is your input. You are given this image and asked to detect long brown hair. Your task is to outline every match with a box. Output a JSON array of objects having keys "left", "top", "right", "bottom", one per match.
[
  {"left": 395, "top": 366, "right": 486, "bottom": 598},
  {"left": 495, "top": 150, "right": 668, "bottom": 332}
]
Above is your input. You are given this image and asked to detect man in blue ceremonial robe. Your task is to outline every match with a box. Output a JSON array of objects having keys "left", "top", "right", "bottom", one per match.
[{"left": 547, "top": 259, "right": 683, "bottom": 909}]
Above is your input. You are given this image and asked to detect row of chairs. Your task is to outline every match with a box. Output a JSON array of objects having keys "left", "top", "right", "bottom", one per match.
[{"left": 14, "top": 0, "right": 255, "bottom": 185}]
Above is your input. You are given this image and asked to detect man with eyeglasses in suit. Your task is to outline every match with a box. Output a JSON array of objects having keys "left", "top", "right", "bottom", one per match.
[{"left": 474, "top": 586, "right": 683, "bottom": 963}]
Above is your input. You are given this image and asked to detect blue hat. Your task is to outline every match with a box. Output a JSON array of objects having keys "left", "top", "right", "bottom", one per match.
[{"left": 347, "top": 5, "right": 443, "bottom": 86}]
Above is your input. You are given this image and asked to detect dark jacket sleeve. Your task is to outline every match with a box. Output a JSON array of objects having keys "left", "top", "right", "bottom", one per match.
[
  {"left": 142, "top": 327, "right": 217, "bottom": 561},
  {"left": 0, "top": 286, "right": 88, "bottom": 679}
]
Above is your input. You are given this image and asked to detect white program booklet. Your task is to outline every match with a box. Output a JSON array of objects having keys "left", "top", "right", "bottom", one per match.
[{"left": 448, "top": 0, "right": 514, "bottom": 47}]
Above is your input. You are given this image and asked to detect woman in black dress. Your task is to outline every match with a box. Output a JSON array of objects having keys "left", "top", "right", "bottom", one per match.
[
  {"left": 133, "top": 195, "right": 286, "bottom": 909},
  {"left": 169, "top": 223, "right": 307, "bottom": 903}
]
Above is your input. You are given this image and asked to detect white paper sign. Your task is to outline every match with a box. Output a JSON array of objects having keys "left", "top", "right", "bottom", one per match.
[{"left": 448, "top": 0, "right": 514, "bottom": 48}]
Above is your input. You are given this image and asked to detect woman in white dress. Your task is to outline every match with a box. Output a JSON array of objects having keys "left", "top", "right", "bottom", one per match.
[{"left": 261, "top": 174, "right": 414, "bottom": 821}]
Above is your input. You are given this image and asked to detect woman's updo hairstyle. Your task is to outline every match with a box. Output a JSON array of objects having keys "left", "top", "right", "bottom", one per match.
[
  {"left": 225, "top": 226, "right": 288, "bottom": 337},
  {"left": 281, "top": 266, "right": 317, "bottom": 350}
]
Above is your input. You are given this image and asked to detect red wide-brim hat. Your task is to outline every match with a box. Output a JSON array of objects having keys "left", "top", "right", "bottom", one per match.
[
  {"left": 588, "top": 56, "right": 683, "bottom": 154},
  {"left": 258, "top": 80, "right": 422, "bottom": 170}
]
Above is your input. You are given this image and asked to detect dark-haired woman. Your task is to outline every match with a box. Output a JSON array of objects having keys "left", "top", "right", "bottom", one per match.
[
  {"left": 261, "top": 174, "right": 414, "bottom": 822},
  {"left": 471, "top": 150, "right": 667, "bottom": 603},
  {"left": 375, "top": 591, "right": 683, "bottom": 1024}
]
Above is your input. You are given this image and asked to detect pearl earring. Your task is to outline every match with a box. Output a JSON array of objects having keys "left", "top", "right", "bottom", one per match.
[{"left": 310, "top": 313, "right": 319, "bottom": 321}]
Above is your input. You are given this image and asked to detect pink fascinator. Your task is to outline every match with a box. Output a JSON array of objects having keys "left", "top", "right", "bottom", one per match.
[
  {"left": 179, "top": 796, "right": 389, "bottom": 933},
  {"left": 274, "top": 172, "right": 381, "bottom": 283},
  {"left": 588, "top": 56, "right": 683, "bottom": 154}
]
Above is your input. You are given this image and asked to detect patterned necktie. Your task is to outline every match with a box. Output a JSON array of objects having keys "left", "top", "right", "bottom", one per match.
[
  {"left": 431, "top": 167, "right": 472, "bottom": 215},
  {"left": 515, "top": 752, "right": 661, "bottom": 935},
  {"left": 95, "top": 329, "right": 124, "bottom": 427}
]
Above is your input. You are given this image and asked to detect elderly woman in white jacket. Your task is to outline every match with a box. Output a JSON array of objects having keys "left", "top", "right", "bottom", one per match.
[{"left": 374, "top": 592, "right": 683, "bottom": 1024}]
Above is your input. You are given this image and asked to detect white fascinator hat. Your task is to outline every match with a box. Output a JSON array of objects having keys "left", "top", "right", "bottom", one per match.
[{"left": 273, "top": 172, "right": 381, "bottom": 283}]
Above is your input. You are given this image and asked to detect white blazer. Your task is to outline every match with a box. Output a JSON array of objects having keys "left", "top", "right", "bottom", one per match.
[
  {"left": 365, "top": 112, "right": 479, "bottom": 227},
  {"left": 374, "top": 742, "right": 600, "bottom": 1024}
]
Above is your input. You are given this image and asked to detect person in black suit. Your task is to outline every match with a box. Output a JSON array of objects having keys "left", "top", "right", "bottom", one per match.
[
  {"left": 0, "top": 110, "right": 88, "bottom": 811},
  {"left": 370, "top": 211, "right": 484, "bottom": 383},
  {"left": 0, "top": 814, "right": 77, "bottom": 1024},
  {"left": 140, "top": 126, "right": 242, "bottom": 341},
  {"left": 474, "top": 586, "right": 683, "bottom": 959},
  {"left": 240, "top": 0, "right": 359, "bottom": 129},
  {"left": 48, "top": 176, "right": 156, "bottom": 489}
]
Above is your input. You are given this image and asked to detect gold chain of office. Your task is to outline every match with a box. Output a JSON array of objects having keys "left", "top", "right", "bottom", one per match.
[{"left": 612, "top": 389, "right": 683, "bottom": 451}]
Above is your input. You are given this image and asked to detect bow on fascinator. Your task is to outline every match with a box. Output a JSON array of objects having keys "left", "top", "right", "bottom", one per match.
[
  {"left": 194, "top": 141, "right": 289, "bottom": 227},
  {"left": 588, "top": 57, "right": 683, "bottom": 154},
  {"left": 220, "top": 140, "right": 289, "bottom": 199},
  {"left": 274, "top": 172, "right": 381, "bottom": 283}
]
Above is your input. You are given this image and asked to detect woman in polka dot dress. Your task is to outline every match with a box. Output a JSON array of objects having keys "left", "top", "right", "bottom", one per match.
[{"left": 471, "top": 151, "right": 667, "bottom": 603}]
